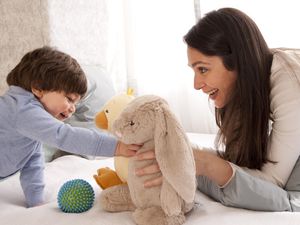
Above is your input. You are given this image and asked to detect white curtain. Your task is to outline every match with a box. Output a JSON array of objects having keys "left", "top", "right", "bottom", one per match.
[
  {"left": 198, "top": 0, "right": 300, "bottom": 48},
  {"left": 106, "top": 0, "right": 300, "bottom": 134},
  {"left": 107, "top": 0, "right": 217, "bottom": 133}
]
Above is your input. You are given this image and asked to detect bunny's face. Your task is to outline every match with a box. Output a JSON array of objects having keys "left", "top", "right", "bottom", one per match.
[{"left": 112, "top": 95, "right": 164, "bottom": 145}]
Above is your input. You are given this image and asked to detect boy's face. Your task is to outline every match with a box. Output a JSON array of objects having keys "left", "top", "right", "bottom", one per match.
[{"left": 32, "top": 89, "right": 81, "bottom": 121}]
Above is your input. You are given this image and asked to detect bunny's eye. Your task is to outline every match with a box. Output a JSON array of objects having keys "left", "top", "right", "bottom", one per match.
[
  {"left": 130, "top": 121, "right": 135, "bottom": 126},
  {"left": 105, "top": 109, "right": 109, "bottom": 113}
]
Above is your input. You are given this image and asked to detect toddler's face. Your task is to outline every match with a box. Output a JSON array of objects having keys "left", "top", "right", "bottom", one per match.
[{"left": 33, "top": 90, "right": 81, "bottom": 121}]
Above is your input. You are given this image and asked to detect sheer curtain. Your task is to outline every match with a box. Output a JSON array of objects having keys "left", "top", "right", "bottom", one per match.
[
  {"left": 110, "top": 0, "right": 300, "bottom": 134},
  {"left": 118, "top": 0, "right": 217, "bottom": 133},
  {"left": 198, "top": 0, "right": 300, "bottom": 48}
]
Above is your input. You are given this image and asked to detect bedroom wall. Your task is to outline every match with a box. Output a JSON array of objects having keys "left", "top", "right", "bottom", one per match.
[
  {"left": 45, "top": 0, "right": 113, "bottom": 71},
  {"left": 0, "top": 0, "right": 49, "bottom": 95},
  {"left": 0, "top": 0, "right": 125, "bottom": 95}
]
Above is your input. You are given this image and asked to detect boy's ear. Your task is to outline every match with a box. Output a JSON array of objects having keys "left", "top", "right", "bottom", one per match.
[{"left": 31, "top": 87, "right": 43, "bottom": 98}]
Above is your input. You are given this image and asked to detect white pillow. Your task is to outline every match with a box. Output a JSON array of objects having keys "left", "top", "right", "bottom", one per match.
[{"left": 67, "top": 65, "right": 116, "bottom": 126}]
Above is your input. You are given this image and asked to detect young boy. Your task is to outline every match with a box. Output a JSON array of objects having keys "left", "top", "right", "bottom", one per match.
[{"left": 0, "top": 46, "right": 139, "bottom": 207}]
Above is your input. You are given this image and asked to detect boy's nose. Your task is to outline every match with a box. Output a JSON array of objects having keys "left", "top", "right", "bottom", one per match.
[{"left": 69, "top": 104, "right": 76, "bottom": 113}]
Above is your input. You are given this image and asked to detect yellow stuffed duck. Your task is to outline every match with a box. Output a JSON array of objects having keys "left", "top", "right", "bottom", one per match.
[{"left": 93, "top": 89, "right": 135, "bottom": 189}]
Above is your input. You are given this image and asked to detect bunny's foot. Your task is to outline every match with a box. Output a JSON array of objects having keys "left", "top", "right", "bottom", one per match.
[
  {"left": 133, "top": 207, "right": 185, "bottom": 225},
  {"left": 99, "top": 184, "right": 136, "bottom": 212}
]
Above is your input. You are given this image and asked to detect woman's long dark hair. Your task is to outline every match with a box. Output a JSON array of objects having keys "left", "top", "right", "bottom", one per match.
[{"left": 184, "top": 8, "right": 273, "bottom": 169}]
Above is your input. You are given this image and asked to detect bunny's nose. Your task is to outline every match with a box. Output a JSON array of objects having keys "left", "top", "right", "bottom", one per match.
[{"left": 115, "top": 131, "right": 122, "bottom": 138}]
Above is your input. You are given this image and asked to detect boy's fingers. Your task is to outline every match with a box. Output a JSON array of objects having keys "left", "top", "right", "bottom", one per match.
[
  {"left": 128, "top": 144, "right": 143, "bottom": 151},
  {"left": 126, "top": 149, "right": 137, "bottom": 156}
]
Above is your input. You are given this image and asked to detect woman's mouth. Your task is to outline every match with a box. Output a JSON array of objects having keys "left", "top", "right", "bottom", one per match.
[{"left": 208, "top": 89, "right": 218, "bottom": 100}]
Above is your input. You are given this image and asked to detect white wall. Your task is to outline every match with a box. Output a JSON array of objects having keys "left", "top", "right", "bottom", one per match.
[
  {"left": 0, "top": 0, "right": 127, "bottom": 95},
  {"left": 0, "top": 0, "right": 49, "bottom": 95},
  {"left": 46, "top": 0, "right": 128, "bottom": 92}
]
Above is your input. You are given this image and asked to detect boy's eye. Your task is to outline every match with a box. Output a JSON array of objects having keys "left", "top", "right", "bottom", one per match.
[{"left": 65, "top": 96, "right": 75, "bottom": 104}]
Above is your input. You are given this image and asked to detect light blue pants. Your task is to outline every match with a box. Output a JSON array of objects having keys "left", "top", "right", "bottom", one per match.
[{"left": 197, "top": 157, "right": 300, "bottom": 211}]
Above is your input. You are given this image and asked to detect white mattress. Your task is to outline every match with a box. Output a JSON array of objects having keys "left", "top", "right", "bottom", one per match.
[{"left": 1, "top": 133, "right": 300, "bottom": 225}]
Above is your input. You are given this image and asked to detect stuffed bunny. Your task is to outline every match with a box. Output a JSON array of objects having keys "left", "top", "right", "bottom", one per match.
[{"left": 100, "top": 95, "right": 196, "bottom": 225}]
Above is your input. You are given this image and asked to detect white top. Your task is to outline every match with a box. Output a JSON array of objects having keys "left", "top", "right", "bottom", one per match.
[
  {"left": 243, "top": 48, "right": 300, "bottom": 187},
  {"left": 193, "top": 49, "right": 300, "bottom": 187}
]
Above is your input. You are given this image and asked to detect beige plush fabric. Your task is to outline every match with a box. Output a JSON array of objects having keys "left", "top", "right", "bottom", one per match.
[{"left": 100, "top": 95, "right": 196, "bottom": 225}]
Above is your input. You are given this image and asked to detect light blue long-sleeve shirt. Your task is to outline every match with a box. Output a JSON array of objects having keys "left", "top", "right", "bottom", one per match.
[{"left": 0, "top": 86, "right": 118, "bottom": 207}]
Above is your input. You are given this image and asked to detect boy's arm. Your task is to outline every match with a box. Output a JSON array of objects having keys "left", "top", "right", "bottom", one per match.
[
  {"left": 16, "top": 102, "right": 117, "bottom": 157},
  {"left": 20, "top": 148, "right": 45, "bottom": 207}
]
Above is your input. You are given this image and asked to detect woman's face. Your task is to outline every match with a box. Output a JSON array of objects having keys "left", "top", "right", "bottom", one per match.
[{"left": 187, "top": 46, "right": 237, "bottom": 108}]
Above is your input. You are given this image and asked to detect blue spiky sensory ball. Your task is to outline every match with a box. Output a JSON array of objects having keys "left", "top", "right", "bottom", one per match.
[{"left": 57, "top": 179, "right": 95, "bottom": 213}]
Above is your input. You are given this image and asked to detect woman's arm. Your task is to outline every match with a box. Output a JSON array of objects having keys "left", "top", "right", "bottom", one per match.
[
  {"left": 193, "top": 150, "right": 233, "bottom": 187},
  {"left": 135, "top": 148, "right": 292, "bottom": 211},
  {"left": 135, "top": 148, "right": 233, "bottom": 187}
]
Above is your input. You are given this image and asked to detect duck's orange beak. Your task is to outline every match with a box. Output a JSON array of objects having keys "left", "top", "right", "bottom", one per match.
[{"left": 95, "top": 111, "right": 108, "bottom": 130}]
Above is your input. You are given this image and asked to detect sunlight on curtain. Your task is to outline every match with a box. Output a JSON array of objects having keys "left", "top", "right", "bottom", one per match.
[
  {"left": 120, "top": 0, "right": 300, "bottom": 133},
  {"left": 199, "top": 0, "right": 300, "bottom": 48},
  {"left": 123, "top": 0, "right": 218, "bottom": 133}
]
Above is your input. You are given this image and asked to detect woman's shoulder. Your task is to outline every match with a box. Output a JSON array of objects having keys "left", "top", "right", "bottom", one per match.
[
  {"left": 269, "top": 48, "right": 300, "bottom": 116},
  {"left": 271, "top": 48, "right": 300, "bottom": 72},
  {"left": 270, "top": 48, "right": 300, "bottom": 83}
]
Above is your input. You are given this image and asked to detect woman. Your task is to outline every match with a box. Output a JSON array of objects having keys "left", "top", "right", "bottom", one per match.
[{"left": 136, "top": 8, "right": 300, "bottom": 211}]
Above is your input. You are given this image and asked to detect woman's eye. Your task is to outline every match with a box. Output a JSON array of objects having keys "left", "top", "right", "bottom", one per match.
[
  {"left": 198, "top": 67, "right": 208, "bottom": 74},
  {"left": 129, "top": 121, "right": 135, "bottom": 126}
]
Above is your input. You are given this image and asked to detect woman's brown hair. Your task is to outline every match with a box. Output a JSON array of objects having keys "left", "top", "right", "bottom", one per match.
[
  {"left": 184, "top": 8, "right": 273, "bottom": 169},
  {"left": 7, "top": 46, "right": 87, "bottom": 97}
]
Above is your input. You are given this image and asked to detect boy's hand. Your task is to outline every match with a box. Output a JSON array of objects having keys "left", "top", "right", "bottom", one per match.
[{"left": 115, "top": 141, "right": 142, "bottom": 157}]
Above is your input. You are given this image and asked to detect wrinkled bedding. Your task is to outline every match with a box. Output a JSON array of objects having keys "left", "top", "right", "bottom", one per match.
[{"left": 1, "top": 133, "right": 300, "bottom": 225}]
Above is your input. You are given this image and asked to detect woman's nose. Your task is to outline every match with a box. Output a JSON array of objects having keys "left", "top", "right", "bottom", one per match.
[{"left": 194, "top": 74, "right": 205, "bottom": 90}]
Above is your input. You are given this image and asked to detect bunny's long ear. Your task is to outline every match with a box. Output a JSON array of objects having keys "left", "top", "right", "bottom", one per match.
[{"left": 154, "top": 102, "right": 196, "bottom": 204}]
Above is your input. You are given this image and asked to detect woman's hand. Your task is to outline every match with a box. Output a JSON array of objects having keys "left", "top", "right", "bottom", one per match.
[
  {"left": 135, "top": 150, "right": 163, "bottom": 188},
  {"left": 115, "top": 141, "right": 142, "bottom": 157}
]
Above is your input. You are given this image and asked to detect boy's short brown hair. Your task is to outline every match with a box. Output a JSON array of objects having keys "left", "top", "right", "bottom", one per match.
[{"left": 7, "top": 46, "right": 87, "bottom": 97}]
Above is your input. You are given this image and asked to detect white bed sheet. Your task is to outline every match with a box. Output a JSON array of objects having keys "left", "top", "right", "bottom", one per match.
[{"left": 1, "top": 133, "right": 300, "bottom": 225}]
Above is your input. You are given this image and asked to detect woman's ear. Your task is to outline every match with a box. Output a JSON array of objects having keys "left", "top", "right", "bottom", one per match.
[{"left": 31, "top": 87, "right": 43, "bottom": 98}]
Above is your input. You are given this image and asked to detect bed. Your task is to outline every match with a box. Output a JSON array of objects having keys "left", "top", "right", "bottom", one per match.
[{"left": 1, "top": 133, "right": 300, "bottom": 225}]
